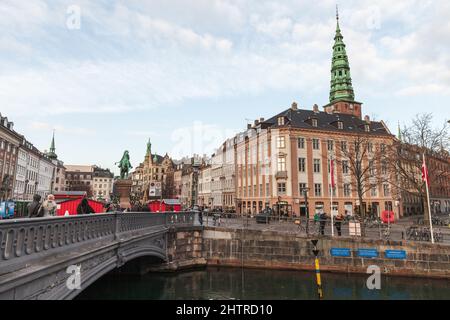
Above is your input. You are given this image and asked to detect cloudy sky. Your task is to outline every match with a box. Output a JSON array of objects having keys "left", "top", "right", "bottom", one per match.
[{"left": 1, "top": 0, "right": 449, "bottom": 174}]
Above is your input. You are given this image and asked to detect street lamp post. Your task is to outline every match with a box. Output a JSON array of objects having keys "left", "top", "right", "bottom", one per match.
[{"left": 301, "top": 187, "right": 310, "bottom": 235}]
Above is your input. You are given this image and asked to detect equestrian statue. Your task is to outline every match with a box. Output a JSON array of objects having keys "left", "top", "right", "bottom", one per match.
[{"left": 116, "top": 150, "right": 133, "bottom": 179}]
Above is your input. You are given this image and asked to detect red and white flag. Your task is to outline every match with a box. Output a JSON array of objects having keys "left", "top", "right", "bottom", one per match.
[
  {"left": 330, "top": 159, "right": 336, "bottom": 188},
  {"left": 422, "top": 157, "right": 430, "bottom": 187}
]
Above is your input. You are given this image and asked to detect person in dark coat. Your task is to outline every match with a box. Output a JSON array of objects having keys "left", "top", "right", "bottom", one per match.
[
  {"left": 198, "top": 209, "right": 203, "bottom": 226},
  {"left": 28, "top": 194, "right": 42, "bottom": 218},
  {"left": 319, "top": 211, "right": 327, "bottom": 235},
  {"left": 77, "top": 198, "right": 95, "bottom": 215}
]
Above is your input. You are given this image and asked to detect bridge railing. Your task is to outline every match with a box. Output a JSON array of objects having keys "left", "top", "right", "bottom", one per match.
[{"left": 0, "top": 212, "right": 196, "bottom": 276}]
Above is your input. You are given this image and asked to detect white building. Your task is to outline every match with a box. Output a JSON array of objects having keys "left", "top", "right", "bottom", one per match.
[
  {"left": 197, "top": 165, "right": 211, "bottom": 207},
  {"left": 37, "top": 157, "right": 55, "bottom": 199}
]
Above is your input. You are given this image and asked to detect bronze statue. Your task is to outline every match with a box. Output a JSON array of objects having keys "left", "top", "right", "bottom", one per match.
[{"left": 116, "top": 150, "right": 133, "bottom": 179}]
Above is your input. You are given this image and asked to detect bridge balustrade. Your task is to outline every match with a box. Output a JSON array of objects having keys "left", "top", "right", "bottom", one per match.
[{"left": 0, "top": 212, "right": 195, "bottom": 276}]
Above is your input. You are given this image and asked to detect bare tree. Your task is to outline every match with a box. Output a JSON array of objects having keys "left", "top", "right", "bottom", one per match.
[
  {"left": 338, "top": 135, "right": 390, "bottom": 219},
  {"left": 394, "top": 113, "right": 449, "bottom": 221}
]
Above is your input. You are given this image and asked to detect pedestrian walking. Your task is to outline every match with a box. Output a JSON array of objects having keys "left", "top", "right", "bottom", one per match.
[
  {"left": 335, "top": 211, "right": 344, "bottom": 236},
  {"left": 41, "top": 194, "right": 58, "bottom": 217},
  {"left": 28, "top": 194, "right": 42, "bottom": 218}
]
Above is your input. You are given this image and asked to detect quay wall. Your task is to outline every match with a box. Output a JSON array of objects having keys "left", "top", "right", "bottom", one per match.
[{"left": 200, "top": 227, "right": 450, "bottom": 279}]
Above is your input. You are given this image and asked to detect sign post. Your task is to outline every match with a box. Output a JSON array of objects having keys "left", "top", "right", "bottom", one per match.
[{"left": 311, "top": 240, "right": 323, "bottom": 300}]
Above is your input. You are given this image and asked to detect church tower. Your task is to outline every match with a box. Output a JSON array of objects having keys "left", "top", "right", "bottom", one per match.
[
  {"left": 323, "top": 6, "right": 363, "bottom": 118},
  {"left": 47, "top": 130, "right": 58, "bottom": 160}
]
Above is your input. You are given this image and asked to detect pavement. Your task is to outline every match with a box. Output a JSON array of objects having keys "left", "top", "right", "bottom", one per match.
[{"left": 198, "top": 213, "right": 450, "bottom": 244}]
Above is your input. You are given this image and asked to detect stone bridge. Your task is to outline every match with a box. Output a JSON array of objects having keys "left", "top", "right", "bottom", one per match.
[{"left": 0, "top": 212, "right": 201, "bottom": 300}]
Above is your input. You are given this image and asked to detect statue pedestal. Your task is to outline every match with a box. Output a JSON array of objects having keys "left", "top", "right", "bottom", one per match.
[{"left": 115, "top": 179, "right": 132, "bottom": 209}]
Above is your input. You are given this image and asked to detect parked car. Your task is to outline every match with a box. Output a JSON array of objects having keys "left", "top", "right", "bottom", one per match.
[{"left": 256, "top": 209, "right": 272, "bottom": 224}]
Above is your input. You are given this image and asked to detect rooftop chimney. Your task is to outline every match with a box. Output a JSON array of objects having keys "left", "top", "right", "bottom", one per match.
[
  {"left": 313, "top": 104, "right": 319, "bottom": 113},
  {"left": 260, "top": 117, "right": 265, "bottom": 123},
  {"left": 254, "top": 119, "right": 259, "bottom": 127},
  {"left": 364, "top": 115, "right": 370, "bottom": 123},
  {"left": 247, "top": 123, "right": 252, "bottom": 129},
  {"left": 291, "top": 102, "right": 298, "bottom": 110}
]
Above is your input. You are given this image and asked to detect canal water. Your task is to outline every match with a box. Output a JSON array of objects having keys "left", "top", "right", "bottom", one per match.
[{"left": 77, "top": 267, "right": 450, "bottom": 300}]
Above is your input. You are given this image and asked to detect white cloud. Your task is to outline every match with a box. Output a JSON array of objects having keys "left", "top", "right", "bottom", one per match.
[{"left": 30, "top": 121, "right": 95, "bottom": 135}]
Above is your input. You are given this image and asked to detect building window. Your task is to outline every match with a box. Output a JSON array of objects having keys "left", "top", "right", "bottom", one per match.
[
  {"left": 371, "top": 185, "right": 378, "bottom": 197},
  {"left": 277, "top": 136, "right": 286, "bottom": 149},
  {"left": 327, "top": 140, "right": 334, "bottom": 151},
  {"left": 312, "top": 139, "right": 320, "bottom": 150},
  {"left": 278, "top": 117, "right": 285, "bottom": 126},
  {"left": 299, "top": 183, "right": 307, "bottom": 195},
  {"left": 277, "top": 157, "right": 286, "bottom": 172},
  {"left": 298, "top": 137, "right": 305, "bottom": 149},
  {"left": 313, "top": 159, "right": 321, "bottom": 173},
  {"left": 368, "top": 143, "right": 374, "bottom": 153},
  {"left": 338, "top": 121, "right": 344, "bottom": 130},
  {"left": 342, "top": 161, "right": 349, "bottom": 174},
  {"left": 369, "top": 160, "right": 375, "bottom": 176},
  {"left": 277, "top": 183, "right": 286, "bottom": 195},
  {"left": 312, "top": 119, "right": 318, "bottom": 127},
  {"left": 314, "top": 184, "right": 322, "bottom": 197},
  {"left": 266, "top": 183, "right": 270, "bottom": 196},
  {"left": 344, "top": 184, "right": 351, "bottom": 197},
  {"left": 298, "top": 158, "right": 306, "bottom": 172},
  {"left": 381, "top": 143, "right": 386, "bottom": 153},
  {"left": 383, "top": 184, "right": 391, "bottom": 197},
  {"left": 341, "top": 141, "right": 347, "bottom": 152},
  {"left": 381, "top": 161, "right": 388, "bottom": 175},
  {"left": 365, "top": 124, "right": 370, "bottom": 132}
]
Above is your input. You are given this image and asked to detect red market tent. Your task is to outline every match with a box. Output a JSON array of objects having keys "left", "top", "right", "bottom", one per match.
[
  {"left": 148, "top": 199, "right": 181, "bottom": 213},
  {"left": 53, "top": 192, "right": 104, "bottom": 216}
]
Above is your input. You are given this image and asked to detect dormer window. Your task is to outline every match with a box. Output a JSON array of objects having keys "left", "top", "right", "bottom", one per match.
[
  {"left": 365, "top": 124, "right": 370, "bottom": 132},
  {"left": 278, "top": 117, "right": 285, "bottom": 126},
  {"left": 312, "top": 119, "right": 318, "bottom": 127},
  {"left": 338, "top": 121, "right": 344, "bottom": 130}
]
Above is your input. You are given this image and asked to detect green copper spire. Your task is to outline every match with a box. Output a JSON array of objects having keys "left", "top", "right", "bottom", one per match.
[
  {"left": 48, "top": 130, "right": 58, "bottom": 160},
  {"left": 329, "top": 6, "right": 355, "bottom": 103},
  {"left": 153, "top": 153, "right": 158, "bottom": 163},
  {"left": 146, "top": 138, "right": 152, "bottom": 157}
]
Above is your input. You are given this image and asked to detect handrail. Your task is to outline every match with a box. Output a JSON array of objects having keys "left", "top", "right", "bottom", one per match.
[{"left": 0, "top": 211, "right": 195, "bottom": 275}]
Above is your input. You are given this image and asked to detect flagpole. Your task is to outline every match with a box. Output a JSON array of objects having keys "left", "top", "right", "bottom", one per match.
[
  {"left": 330, "top": 155, "right": 334, "bottom": 237},
  {"left": 423, "top": 153, "right": 434, "bottom": 244}
]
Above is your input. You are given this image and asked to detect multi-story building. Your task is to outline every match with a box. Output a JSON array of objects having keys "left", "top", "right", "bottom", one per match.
[
  {"left": 173, "top": 164, "right": 183, "bottom": 200},
  {"left": 197, "top": 163, "right": 211, "bottom": 208},
  {"left": 14, "top": 140, "right": 40, "bottom": 201},
  {"left": 235, "top": 13, "right": 398, "bottom": 218},
  {"left": 37, "top": 156, "right": 55, "bottom": 199},
  {"left": 130, "top": 139, "right": 175, "bottom": 201},
  {"left": 13, "top": 136, "right": 57, "bottom": 201},
  {"left": 396, "top": 141, "right": 450, "bottom": 216},
  {"left": 65, "top": 165, "right": 94, "bottom": 197},
  {"left": 92, "top": 166, "right": 114, "bottom": 201},
  {"left": 210, "top": 138, "right": 236, "bottom": 211},
  {"left": 179, "top": 155, "right": 204, "bottom": 209},
  {"left": 0, "top": 114, "right": 21, "bottom": 200}
]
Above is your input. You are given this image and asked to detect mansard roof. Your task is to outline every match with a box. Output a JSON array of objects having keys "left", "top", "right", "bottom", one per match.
[{"left": 264, "top": 108, "right": 392, "bottom": 136}]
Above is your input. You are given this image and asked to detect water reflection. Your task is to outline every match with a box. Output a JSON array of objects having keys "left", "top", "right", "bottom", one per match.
[{"left": 77, "top": 267, "right": 450, "bottom": 300}]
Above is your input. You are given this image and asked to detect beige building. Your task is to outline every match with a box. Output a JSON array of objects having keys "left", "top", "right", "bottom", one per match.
[
  {"left": 130, "top": 139, "right": 175, "bottom": 201},
  {"left": 235, "top": 103, "right": 397, "bottom": 218},
  {"left": 198, "top": 164, "right": 211, "bottom": 207},
  {"left": 210, "top": 138, "right": 236, "bottom": 211},
  {"left": 92, "top": 166, "right": 114, "bottom": 201}
]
